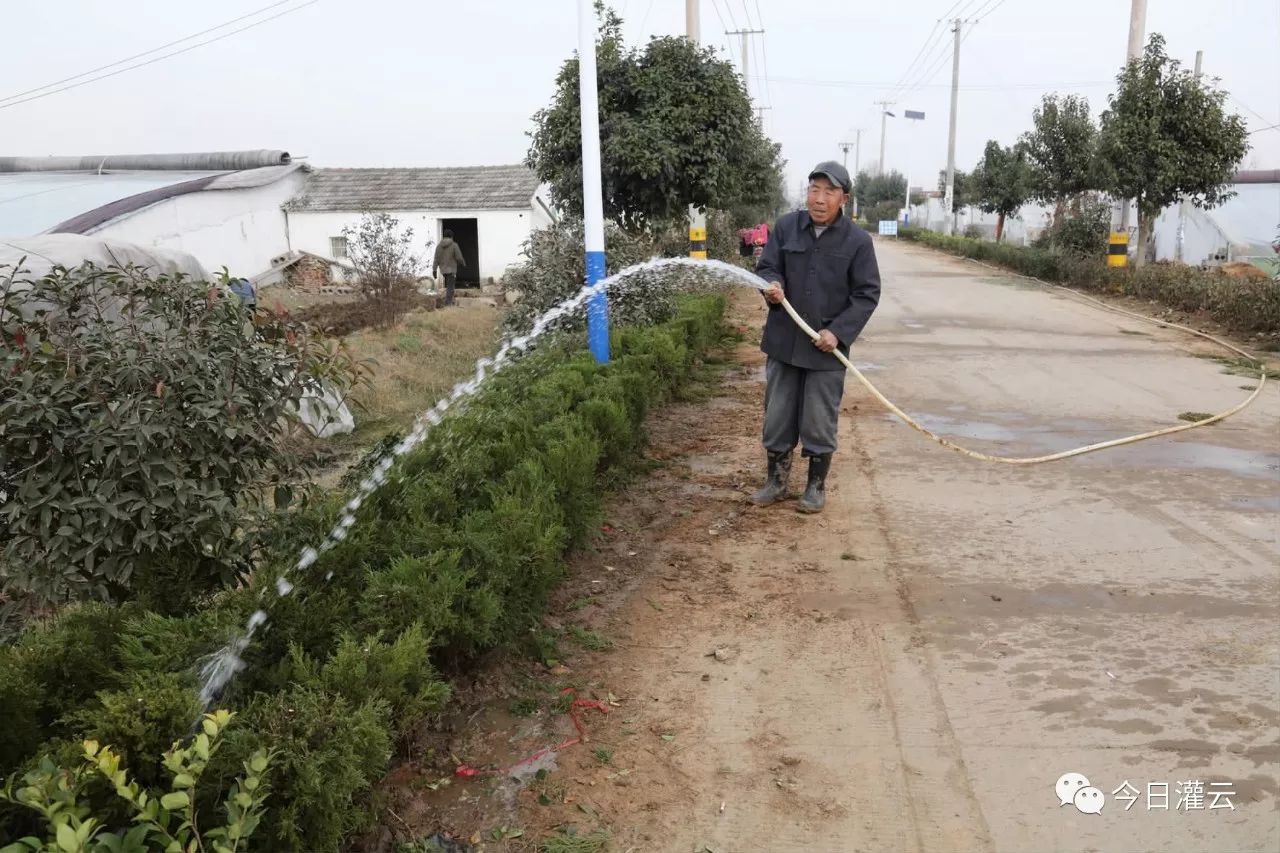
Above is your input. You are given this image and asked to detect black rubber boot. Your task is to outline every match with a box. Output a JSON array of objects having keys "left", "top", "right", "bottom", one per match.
[
  {"left": 797, "top": 454, "right": 832, "bottom": 514},
  {"left": 749, "top": 450, "right": 793, "bottom": 506}
]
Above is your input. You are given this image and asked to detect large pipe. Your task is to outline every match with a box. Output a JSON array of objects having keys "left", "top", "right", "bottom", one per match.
[
  {"left": 1233, "top": 170, "right": 1280, "bottom": 185},
  {"left": 0, "top": 150, "right": 291, "bottom": 173}
]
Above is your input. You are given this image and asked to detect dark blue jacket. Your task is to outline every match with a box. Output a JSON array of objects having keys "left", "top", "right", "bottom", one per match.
[{"left": 755, "top": 210, "right": 881, "bottom": 371}]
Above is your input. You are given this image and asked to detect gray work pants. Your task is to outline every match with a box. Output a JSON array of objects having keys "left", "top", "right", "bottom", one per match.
[{"left": 762, "top": 357, "right": 846, "bottom": 456}]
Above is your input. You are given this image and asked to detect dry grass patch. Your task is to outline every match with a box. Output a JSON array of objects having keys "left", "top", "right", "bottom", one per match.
[{"left": 344, "top": 305, "right": 505, "bottom": 433}]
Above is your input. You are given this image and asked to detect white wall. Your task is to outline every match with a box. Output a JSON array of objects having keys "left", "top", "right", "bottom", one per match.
[
  {"left": 287, "top": 205, "right": 541, "bottom": 283},
  {"left": 89, "top": 170, "right": 306, "bottom": 278},
  {"left": 903, "top": 198, "right": 1055, "bottom": 246}
]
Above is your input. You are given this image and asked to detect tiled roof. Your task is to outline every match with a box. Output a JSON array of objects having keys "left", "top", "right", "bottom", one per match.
[{"left": 287, "top": 165, "right": 540, "bottom": 212}]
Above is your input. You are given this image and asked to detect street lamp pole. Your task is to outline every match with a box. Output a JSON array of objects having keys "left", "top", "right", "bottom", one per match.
[{"left": 578, "top": 0, "right": 609, "bottom": 362}]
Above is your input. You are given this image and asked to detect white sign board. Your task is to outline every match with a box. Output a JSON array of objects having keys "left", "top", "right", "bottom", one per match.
[{"left": 878, "top": 220, "right": 899, "bottom": 237}]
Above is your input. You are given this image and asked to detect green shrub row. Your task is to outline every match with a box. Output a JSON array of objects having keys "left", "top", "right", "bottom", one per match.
[
  {"left": 0, "top": 294, "right": 727, "bottom": 850},
  {"left": 899, "top": 227, "right": 1280, "bottom": 337}
]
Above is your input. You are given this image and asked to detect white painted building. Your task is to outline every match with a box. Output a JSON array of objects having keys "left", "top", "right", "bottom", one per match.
[
  {"left": 284, "top": 165, "right": 556, "bottom": 285},
  {"left": 2, "top": 154, "right": 555, "bottom": 285},
  {"left": 0, "top": 151, "right": 302, "bottom": 279}
]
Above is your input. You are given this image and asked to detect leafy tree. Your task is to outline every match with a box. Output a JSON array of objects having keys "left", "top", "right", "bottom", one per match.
[
  {"left": 866, "top": 200, "right": 903, "bottom": 225},
  {"left": 971, "top": 140, "right": 1035, "bottom": 241},
  {"left": 527, "top": 4, "right": 783, "bottom": 226},
  {"left": 854, "top": 170, "right": 907, "bottom": 211},
  {"left": 1098, "top": 33, "right": 1249, "bottom": 266},
  {"left": 937, "top": 169, "right": 978, "bottom": 210},
  {"left": 501, "top": 218, "right": 679, "bottom": 336},
  {"left": 1020, "top": 94, "right": 1098, "bottom": 226},
  {"left": 1033, "top": 195, "right": 1112, "bottom": 255}
]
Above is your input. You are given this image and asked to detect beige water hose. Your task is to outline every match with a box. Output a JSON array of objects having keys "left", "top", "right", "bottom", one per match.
[{"left": 778, "top": 261, "right": 1269, "bottom": 464}]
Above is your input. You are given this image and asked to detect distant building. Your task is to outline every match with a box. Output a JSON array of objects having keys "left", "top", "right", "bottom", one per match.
[
  {"left": 905, "top": 170, "right": 1278, "bottom": 270},
  {"left": 0, "top": 151, "right": 304, "bottom": 279},
  {"left": 284, "top": 165, "right": 557, "bottom": 285},
  {"left": 0, "top": 154, "right": 556, "bottom": 286}
]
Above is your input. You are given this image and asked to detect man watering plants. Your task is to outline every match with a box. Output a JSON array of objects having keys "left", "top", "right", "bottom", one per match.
[{"left": 751, "top": 161, "right": 881, "bottom": 513}]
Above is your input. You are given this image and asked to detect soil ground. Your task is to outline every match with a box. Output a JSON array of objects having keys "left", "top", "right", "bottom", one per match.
[{"left": 370, "top": 239, "right": 1279, "bottom": 853}]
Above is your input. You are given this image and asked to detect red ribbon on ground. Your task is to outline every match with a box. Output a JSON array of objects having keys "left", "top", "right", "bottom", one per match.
[{"left": 455, "top": 688, "right": 609, "bottom": 778}]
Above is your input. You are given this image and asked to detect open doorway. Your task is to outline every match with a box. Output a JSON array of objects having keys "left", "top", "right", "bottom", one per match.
[{"left": 441, "top": 218, "right": 479, "bottom": 286}]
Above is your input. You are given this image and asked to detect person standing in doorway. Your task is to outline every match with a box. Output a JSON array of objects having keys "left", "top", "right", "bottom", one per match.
[
  {"left": 433, "top": 229, "right": 466, "bottom": 306},
  {"left": 751, "top": 161, "right": 881, "bottom": 513}
]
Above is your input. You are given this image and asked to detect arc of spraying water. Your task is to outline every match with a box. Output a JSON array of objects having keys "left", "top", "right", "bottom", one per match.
[{"left": 198, "top": 257, "right": 759, "bottom": 706}]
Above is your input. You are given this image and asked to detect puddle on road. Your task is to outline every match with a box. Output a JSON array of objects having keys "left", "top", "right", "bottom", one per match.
[
  {"left": 1230, "top": 495, "right": 1280, "bottom": 512},
  {"left": 894, "top": 412, "right": 1280, "bottom": 479}
]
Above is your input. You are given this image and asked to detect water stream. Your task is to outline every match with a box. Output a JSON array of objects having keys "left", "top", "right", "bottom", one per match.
[{"left": 198, "top": 257, "right": 767, "bottom": 706}]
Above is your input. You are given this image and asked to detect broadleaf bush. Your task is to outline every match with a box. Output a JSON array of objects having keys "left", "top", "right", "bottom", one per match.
[
  {"left": 0, "top": 262, "right": 363, "bottom": 612},
  {"left": 0, "top": 710, "right": 271, "bottom": 853}
]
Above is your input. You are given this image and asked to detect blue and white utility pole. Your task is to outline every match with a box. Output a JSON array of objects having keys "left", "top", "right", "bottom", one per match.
[{"left": 578, "top": 0, "right": 609, "bottom": 363}]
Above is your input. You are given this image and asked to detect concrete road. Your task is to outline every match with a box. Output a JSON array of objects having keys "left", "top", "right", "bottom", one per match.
[
  {"left": 476, "top": 237, "right": 1277, "bottom": 852},
  {"left": 845, "top": 238, "right": 1279, "bottom": 851}
]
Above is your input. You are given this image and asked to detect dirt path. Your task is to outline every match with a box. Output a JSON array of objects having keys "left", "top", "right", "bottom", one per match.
[{"left": 384, "top": 240, "right": 1279, "bottom": 853}]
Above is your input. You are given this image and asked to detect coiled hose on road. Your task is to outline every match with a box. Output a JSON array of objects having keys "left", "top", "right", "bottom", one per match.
[{"left": 778, "top": 263, "right": 1269, "bottom": 465}]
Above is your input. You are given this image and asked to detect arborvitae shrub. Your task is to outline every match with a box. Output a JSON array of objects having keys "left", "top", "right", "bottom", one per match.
[
  {"left": 281, "top": 623, "right": 449, "bottom": 731},
  {"left": 232, "top": 687, "right": 393, "bottom": 852},
  {"left": 357, "top": 552, "right": 468, "bottom": 644},
  {"left": 62, "top": 672, "right": 203, "bottom": 789}
]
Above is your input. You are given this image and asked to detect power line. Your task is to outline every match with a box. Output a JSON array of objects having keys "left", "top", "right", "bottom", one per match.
[
  {"left": 886, "top": 20, "right": 948, "bottom": 98},
  {"left": 709, "top": 0, "right": 730, "bottom": 36},
  {"left": 720, "top": 0, "right": 740, "bottom": 33},
  {"left": 901, "top": 22, "right": 975, "bottom": 97},
  {"left": 0, "top": 1, "right": 322, "bottom": 112},
  {"left": 889, "top": 0, "right": 999, "bottom": 99},
  {"left": 1231, "top": 95, "right": 1279, "bottom": 130},
  {"left": 973, "top": 0, "right": 1010, "bottom": 22},
  {"left": 709, "top": 0, "right": 735, "bottom": 57},
  {"left": 636, "top": 0, "right": 656, "bottom": 40},
  {"left": 0, "top": 0, "right": 296, "bottom": 106},
  {"left": 1248, "top": 122, "right": 1280, "bottom": 135},
  {"left": 742, "top": 0, "right": 769, "bottom": 109},
  {"left": 966, "top": 0, "right": 1001, "bottom": 23},
  {"left": 754, "top": 0, "right": 774, "bottom": 109},
  {"left": 901, "top": 0, "right": 1010, "bottom": 97},
  {"left": 752, "top": 73, "right": 1110, "bottom": 91},
  {"left": 895, "top": 32, "right": 955, "bottom": 95}
]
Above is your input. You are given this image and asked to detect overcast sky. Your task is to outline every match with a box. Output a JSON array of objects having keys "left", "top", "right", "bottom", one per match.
[{"left": 2, "top": 0, "right": 1277, "bottom": 204}]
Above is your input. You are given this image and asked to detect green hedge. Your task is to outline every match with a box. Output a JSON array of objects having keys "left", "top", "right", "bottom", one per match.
[
  {"left": 899, "top": 227, "right": 1280, "bottom": 337},
  {"left": 0, "top": 294, "right": 726, "bottom": 850}
]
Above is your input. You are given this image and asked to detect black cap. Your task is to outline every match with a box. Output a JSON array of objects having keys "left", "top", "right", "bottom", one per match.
[{"left": 808, "top": 160, "right": 851, "bottom": 193}]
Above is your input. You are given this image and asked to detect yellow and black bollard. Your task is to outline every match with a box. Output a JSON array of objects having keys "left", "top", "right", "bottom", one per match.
[
  {"left": 689, "top": 225, "right": 707, "bottom": 260},
  {"left": 1107, "top": 232, "right": 1129, "bottom": 268}
]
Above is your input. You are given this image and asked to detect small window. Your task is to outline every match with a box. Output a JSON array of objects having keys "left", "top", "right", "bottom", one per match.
[{"left": 330, "top": 236, "right": 348, "bottom": 258}]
